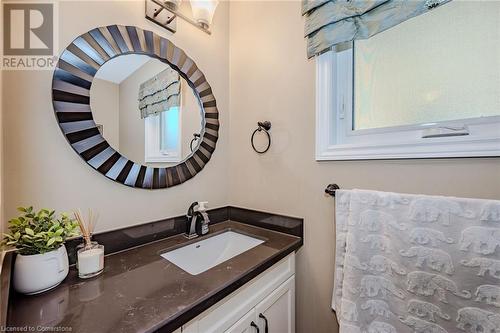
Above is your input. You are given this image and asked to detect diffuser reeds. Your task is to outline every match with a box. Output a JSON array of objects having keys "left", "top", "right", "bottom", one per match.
[{"left": 74, "top": 209, "right": 99, "bottom": 247}]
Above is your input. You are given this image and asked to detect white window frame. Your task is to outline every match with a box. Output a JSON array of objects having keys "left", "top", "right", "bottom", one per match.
[
  {"left": 144, "top": 109, "right": 183, "bottom": 163},
  {"left": 315, "top": 47, "right": 500, "bottom": 160}
]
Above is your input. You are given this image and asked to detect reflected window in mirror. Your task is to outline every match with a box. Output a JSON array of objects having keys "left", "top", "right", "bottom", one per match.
[
  {"left": 90, "top": 54, "right": 204, "bottom": 166},
  {"left": 145, "top": 106, "right": 182, "bottom": 163},
  {"left": 315, "top": 1, "right": 500, "bottom": 160}
]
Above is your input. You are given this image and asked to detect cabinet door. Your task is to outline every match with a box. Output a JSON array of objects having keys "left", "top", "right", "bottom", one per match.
[
  {"left": 196, "top": 255, "right": 295, "bottom": 333},
  {"left": 224, "top": 309, "right": 258, "bottom": 333},
  {"left": 254, "top": 276, "right": 295, "bottom": 333}
]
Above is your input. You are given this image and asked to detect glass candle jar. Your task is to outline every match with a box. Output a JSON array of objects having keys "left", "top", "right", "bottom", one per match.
[{"left": 77, "top": 241, "right": 104, "bottom": 279}]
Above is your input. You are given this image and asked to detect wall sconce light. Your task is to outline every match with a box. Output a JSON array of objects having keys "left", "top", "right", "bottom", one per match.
[
  {"left": 145, "top": 0, "right": 218, "bottom": 35},
  {"left": 190, "top": 0, "right": 219, "bottom": 29}
]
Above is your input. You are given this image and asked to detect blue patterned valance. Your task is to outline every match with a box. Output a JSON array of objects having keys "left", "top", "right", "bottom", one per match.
[
  {"left": 138, "top": 67, "right": 180, "bottom": 119},
  {"left": 302, "top": 0, "right": 451, "bottom": 58}
]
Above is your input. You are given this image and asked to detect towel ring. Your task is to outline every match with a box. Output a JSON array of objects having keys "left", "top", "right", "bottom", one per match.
[
  {"left": 251, "top": 121, "right": 272, "bottom": 154},
  {"left": 190, "top": 133, "right": 201, "bottom": 152}
]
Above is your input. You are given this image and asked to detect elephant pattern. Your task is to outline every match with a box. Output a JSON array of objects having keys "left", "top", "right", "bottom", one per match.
[
  {"left": 346, "top": 255, "right": 368, "bottom": 271},
  {"left": 461, "top": 257, "right": 500, "bottom": 279},
  {"left": 341, "top": 299, "right": 359, "bottom": 322},
  {"left": 360, "top": 234, "right": 392, "bottom": 252},
  {"left": 365, "top": 321, "right": 397, "bottom": 333},
  {"left": 460, "top": 227, "right": 500, "bottom": 255},
  {"left": 406, "top": 271, "right": 471, "bottom": 303},
  {"left": 456, "top": 307, "right": 500, "bottom": 333},
  {"left": 400, "top": 246, "right": 454, "bottom": 274},
  {"left": 358, "top": 210, "right": 406, "bottom": 232},
  {"left": 409, "top": 198, "right": 473, "bottom": 225},
  {"left": 399, "top": 316, "right": 449, "bottom": 333},
  {"left": 407, "top": 299, "right": 450, "bottom": 322},
  {"left": 336, "top": 192, "right": 351, "bottom": 212},
  {"left": 474, "top": 285, "right": 500, "bottom": 307},
  {"left": 342, "top": 324, "right": 362, "bottom": 333},
  {"left": 333, "top": 190, "right": 500, "bottom": 333},
  {"left": 352, "top": 191, "right": 410, "bottom": 209},
  {"left": 359, "top": 275, "right": 405, "bottom": 299},
  {"left": 360, "top": 300, "right": 393, "bottom": 318},
  {"left": 480, "top": 201, "right": 500, "bottom": 223},
  {"left": 409, "top": 228, "right": 454, "bottom": 247},
  {"left": 366, "top": 255, "right": 406, "bottom": 275}
]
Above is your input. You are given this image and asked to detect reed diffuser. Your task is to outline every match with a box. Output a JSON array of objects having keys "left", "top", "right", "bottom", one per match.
[{"left": 74, "top": 209, "right": 104, "bottom": 279}]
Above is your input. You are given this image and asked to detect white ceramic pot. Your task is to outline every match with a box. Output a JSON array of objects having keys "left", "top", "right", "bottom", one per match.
[{"left": 14, "top": 245, "right": 69, "bottom": 295}]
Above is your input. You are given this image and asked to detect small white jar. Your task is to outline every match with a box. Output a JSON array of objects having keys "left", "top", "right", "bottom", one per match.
[{"left": 77, "top": 241, "right": 104, "bottom": 278}]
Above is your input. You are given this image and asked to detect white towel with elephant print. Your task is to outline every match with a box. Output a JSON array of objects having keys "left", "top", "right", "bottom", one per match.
[{"left": 332, "top": 189, "right": 500, "bottom": 333}]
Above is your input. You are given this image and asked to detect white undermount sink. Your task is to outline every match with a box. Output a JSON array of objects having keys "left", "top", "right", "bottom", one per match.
[{"left": 161, "top": 231, "right": 265, "bottom": 275}]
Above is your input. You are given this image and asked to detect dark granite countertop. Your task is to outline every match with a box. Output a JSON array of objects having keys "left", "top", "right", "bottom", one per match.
[{"left": 7, "top": 221, "right": 301, "bottom": 333}]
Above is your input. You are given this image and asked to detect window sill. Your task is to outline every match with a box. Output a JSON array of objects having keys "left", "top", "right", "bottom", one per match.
[
  {"left": 316, "top": 136, "right": 500, "bottom": 160},
  {"left": 145, "top": 155, "right": 182, "bottom": 163}
]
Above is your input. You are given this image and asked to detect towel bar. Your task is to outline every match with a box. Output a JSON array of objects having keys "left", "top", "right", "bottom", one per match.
[{"left": 325, "top": 184, "right": 340, "bottom": 197}]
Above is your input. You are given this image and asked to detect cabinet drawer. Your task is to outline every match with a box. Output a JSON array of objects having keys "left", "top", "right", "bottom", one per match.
[{"left": 197, "top": 254, "right": 295, "bottom": 333}]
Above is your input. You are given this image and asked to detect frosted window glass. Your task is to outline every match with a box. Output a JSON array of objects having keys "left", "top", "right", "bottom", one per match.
[
  {"left": 354, "top": 1, "right": 500, "bottom": 130},
  {"left": 160, "top": 107, "right": 180, "bottom": 152}
]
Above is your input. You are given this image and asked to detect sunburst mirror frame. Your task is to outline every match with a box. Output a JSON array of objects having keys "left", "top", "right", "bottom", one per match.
[{"left": 52, "top": 25, "right": 219, "bottom": 189}]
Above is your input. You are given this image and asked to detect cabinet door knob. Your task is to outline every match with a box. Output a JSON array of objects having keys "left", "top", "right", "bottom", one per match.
[
  {"left": 258, "top": 313, "right": 269, "bottom": 333},
  {"left": 250, "top": 321, "right": 260, "bottom": 333}
]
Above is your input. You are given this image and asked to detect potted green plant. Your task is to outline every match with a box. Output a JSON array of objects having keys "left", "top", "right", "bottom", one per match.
[{"left": 2, "top": 207, "right": 80, "bottom": 294}]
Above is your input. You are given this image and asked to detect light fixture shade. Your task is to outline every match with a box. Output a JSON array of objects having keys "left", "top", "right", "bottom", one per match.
[{"left": 190, "top": 0, "right": 219, "bottom": 28}]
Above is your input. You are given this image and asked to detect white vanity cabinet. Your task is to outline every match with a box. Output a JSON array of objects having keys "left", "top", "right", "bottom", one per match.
[
  {"left": 181, "top": 253, "right": 296, "bottom": 333},
  {"left": 253, "top": 276, "right": 295, "bottom": 333},
  {"left": 224, "top": 309, "right": 256, "bottom": 333},
  {"left": 225, "top": 276, "right": 295, "bottom": 333}
]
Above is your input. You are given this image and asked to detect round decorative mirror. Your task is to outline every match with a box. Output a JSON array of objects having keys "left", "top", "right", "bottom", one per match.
[{"left": 52, "top": 25, "right": 219, "bottom": 189}]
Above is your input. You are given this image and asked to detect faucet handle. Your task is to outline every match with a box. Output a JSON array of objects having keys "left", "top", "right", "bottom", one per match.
[
  {"left": 198, "top": 201, "right": 208, "bottom": 211},
  {"left": 187, "top": 202, "right": 199, "bottom": 217}
]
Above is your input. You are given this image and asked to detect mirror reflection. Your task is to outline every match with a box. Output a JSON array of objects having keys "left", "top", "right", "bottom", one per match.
[{"left": 90, "top": 54, "right": 203, "bottom": 167}]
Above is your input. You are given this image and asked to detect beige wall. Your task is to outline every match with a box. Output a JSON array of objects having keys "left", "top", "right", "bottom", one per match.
[
  {"left": 2, "top": 0, "right": 230, "bottom": 232},
  {"left": 118, "top": 59, "right": 163, "bottom": 164},
  {"left": 91, "top": 78, "right": 120, "bottom": 148},
  {"left": 181, "top": 80, "right": 204, "bottom": 158},
  {"left": 228, "top": 2, "right": 500, "bottom": 333}
]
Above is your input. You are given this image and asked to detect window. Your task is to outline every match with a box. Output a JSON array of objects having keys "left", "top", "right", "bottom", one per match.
[
  {"left": 316, "top": 1, "right": 500, "bottom": 160},
  {"left": 145, "top": 107, "right": 182, "bottom": 163}
]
